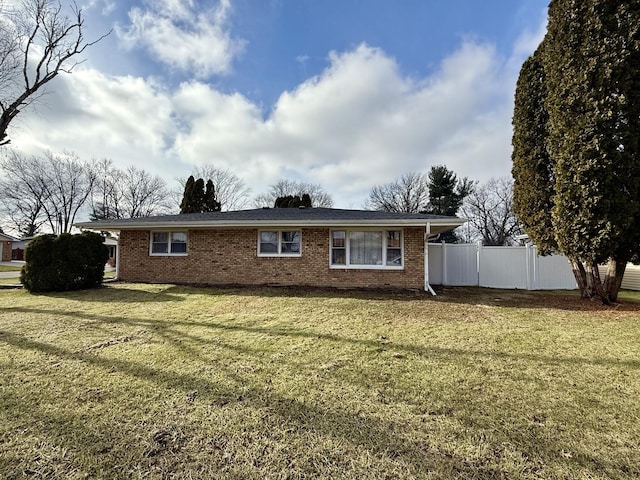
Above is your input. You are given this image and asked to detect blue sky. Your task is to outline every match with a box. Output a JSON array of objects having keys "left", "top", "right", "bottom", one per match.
[{"left": 11, "top": 0, "right": 549, "bottom": 208}]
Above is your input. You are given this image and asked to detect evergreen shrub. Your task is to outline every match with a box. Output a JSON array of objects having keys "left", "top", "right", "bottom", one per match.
[{"left": 21, "top": 232, "right": 109, "bottom": 293}]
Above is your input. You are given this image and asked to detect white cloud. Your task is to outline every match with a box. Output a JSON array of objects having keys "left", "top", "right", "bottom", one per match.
[
  {"left": 116, "top": 0, "right": 245, "bottom": 78},
  {"left": 7, "top": 24, "right": 546, "bottom": 210},
  {"left": 170, "top": 42, "right": 515, "bottom": 205}
]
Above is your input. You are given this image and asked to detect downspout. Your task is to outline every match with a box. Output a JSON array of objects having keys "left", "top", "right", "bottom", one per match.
[
  {"left": 424, "top": 223, "right": 436, "bottom": 296},
  {"left": 115, "top": 234, "right": 121, "bottom": 281}
]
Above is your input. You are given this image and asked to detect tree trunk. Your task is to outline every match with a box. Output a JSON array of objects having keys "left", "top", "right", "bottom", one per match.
[
  {"left": 569, "top": 258, "right": 592, "bottom": 299},
  {"left": 586, "top": 260, "right": 610, "bottom": 305},
  {"left": 602, "top": 257, "right": 627, "bottom": 303}
]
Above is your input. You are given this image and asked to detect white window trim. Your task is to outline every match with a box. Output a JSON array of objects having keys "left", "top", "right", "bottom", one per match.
[
  {"left": 257, "top": 229, "right": 302, "bottom": 257},
  {"left": 149, "top": 231, "right": 188, "bottom": 256},
  {"left": 329, "top": 228, "right": 404, "bottom": 270}
]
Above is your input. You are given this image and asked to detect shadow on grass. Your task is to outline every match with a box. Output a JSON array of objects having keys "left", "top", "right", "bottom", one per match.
[
  {"left": 3, "top": 305, "right": 639, "bottom": 371},
  {"left": 1, "top": 327, "right": 630, "bottom": 478},
  {"left": 38, "top": 285, "right": 186, "bottom": 303},
  {"left": 0, "top": 328, "right": 513, "bottom": 478},
  {"left": 80, "top": 282, "right": 640, "bottom": 312}
]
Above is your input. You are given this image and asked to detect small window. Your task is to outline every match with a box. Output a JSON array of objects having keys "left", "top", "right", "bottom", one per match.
[
  {"left": 258, "top": 230, "right": 302, "bottom": 256},
  {"left": 259, "top": 231, "right": 278, "bottom": 253},
  {"left": 331, "top": 231, "right": 346, "bottom": 265},
  {"left": 151, "top": 232, "right": 169, "bottom": 254},
  {"left": 150, "top": 231, "right": 188, "bottom": 255},
  {"left": 386, "top": 231, "right": 402, "bottom": 266}
]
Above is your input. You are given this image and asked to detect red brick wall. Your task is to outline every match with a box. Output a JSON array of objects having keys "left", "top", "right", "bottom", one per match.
[
  {"left": 1, "top": 241, "right": 11, "bottom": 262},
  {"left": 118, "top": 227, "right": 425, "bottom": 290}
]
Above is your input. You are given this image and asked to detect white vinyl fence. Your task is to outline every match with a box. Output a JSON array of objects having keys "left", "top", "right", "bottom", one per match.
[{"left": 428, "top": 243, "right": 578, "bottom": 290}]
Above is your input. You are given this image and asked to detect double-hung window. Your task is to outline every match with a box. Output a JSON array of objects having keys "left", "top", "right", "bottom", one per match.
[
  {"left": 330, "top": 229, "right": 403, "bottom": 268},
  {"left": 150, "top": 231, "right": 188, "bottom": 255},
  {"left": 258, "top": 230, "right": 301, "bottom": 256}
]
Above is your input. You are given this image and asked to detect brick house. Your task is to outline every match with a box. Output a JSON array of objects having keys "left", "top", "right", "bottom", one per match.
[
  {"left": 75, "top": 207, "right": 464, "bottom": 292},
  {"left": 0, "top": 233, "right": 14, "bottom": 262}
]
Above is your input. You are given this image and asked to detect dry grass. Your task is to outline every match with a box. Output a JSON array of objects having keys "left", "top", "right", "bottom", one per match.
[
  {"left": 0, "top": 265, "right": 22, "bottom": 272},
  {"left": 0, "top": 284, "right": 639, "bottom": 479}
]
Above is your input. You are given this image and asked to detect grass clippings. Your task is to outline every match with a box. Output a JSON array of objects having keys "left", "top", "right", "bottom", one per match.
[{"left": 0, "top": 284, "right": 639, "bottom": 479}]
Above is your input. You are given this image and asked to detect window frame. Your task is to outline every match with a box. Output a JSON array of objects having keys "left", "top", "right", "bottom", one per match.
[
  {"left": 257, "top": 229, "right": 302, "bottom": 257},
  {"left": 149, "top": 231, "right": 188, "bottom": 256},
  {"left": 329, "top": 228, "right": 404, "bottom": 269}
]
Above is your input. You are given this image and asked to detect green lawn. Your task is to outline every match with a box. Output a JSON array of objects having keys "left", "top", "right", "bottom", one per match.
[{"left": 0, "top": 284, "right": 638, "bottom": 479}]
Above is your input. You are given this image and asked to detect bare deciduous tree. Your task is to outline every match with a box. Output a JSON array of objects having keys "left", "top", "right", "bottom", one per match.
[
  {"left": 177, "top": 166, "right": 251, "bottom": 211},
  {"left": 364, "top": 172, "right": 430, "bottom": 213},
  {"left": 254, "top": 179, "right": 334, "bottom": 208},
  {"left": 120, "top": 166, "right": 171, "bottom": 218},
  {"left": 39, "top": 151, "right": 96, "bottom": 233},
  {"left": 0, "top": 150, "right": 95, "bottom": 234},
  {"left": 460, "top": 177, "right": 522, "bottom": 246},
  {"left": 90, "top": 158, "right": 123, "bottom": 220},
  {"left": 90, "top": 160, "right": 171, "bottom": 219},
  {"left": 0, "top": 0, "right": 109, "bottom": 145},
  {"left": 0, "top": 149, "right": 47, "bottom": 236}
]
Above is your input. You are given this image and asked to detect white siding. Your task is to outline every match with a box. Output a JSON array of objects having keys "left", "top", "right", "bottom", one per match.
[
  {"left": 598, "top": 263, "right": 640, "bottom": 291},
  {"left": 622, "top": 264, "right": 640, "bottom": 291}
]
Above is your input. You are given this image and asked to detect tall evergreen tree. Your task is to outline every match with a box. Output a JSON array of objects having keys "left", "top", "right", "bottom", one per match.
[
  {"left": 512, "top": 48, "right": 557, "bottom": 255},
  {"left": 192, "top": 178, "right": 206, "bottom": 212},
  {"left": 180, "top": 176, "right": 222, "bottom": 213},
  {"left": 204, "top": 180, "right": 222, "bottom": 212},
  {"left": 273, "top": 194, "right": 313, "bottom": 208},
  {"left": 512, "top": 0, "right": 640, "bottom": 303},
  {"left": 180, "top": 176, "right": 196, "bottom": 214},
  {"left": 423, "top": 165, "right": 474, "bottom": 243}
]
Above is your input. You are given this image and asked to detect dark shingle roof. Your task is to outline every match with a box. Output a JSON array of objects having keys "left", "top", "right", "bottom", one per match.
[{"left": 75, "top": 207, "right": 464, "bottom": 230}]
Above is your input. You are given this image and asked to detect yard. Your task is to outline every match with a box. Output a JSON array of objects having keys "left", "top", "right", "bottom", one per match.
[{"left": 0, "top": 284, "right": 638, "bottom": 479}]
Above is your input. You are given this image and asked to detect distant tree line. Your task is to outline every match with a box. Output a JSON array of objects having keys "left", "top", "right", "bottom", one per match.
[{"left": 1, "top": 148, "right": 516, "bottom": 248}]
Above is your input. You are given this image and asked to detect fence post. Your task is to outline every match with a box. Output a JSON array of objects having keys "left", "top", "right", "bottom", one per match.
[
  {"left": 442, "top": 240, "right": 447, "bottom": 286},
  {"left": 476, "top": 241, "right": 482, "bottom": 286},
  {"left": 526, "top": 244, "right": 532, "bottom": 290}
]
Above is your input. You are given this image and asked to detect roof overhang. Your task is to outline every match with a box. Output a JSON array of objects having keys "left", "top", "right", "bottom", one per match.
[{"left": 75, "top": 218, "right": 466, "bottom": 232}]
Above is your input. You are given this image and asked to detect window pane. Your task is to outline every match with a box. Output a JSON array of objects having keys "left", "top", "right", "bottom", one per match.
[
  {"left": 331, "top": 248, "right": 346, "bottom": 265},
  {"left": 349, "top": 231, "right": 382, "bottom": 265},
  {"left": 151, "top": 242, "right": 168, "bottom": 254},
  {"left": 259, "top": 231, "right": 278, "bottom": 253},
  {"left": 281, "top": 231, "right": 300, "bottom": 253},
  {"left": 332, "top": 231, "right": 345, "bottom": 248},
  {"left": 153, "top": 232, "right": 168, "bottom": 243},
  {"left": 171, "top": 232, "right": 187, "bottom": 253},
  {"left": 151, "top": 232, "right": 168, "bottom": 253},
  {"left": 387, "top": 231, "right": 401, "bottom": 248},
  {"left": 386, "top": 248, "right": 402, "bottom": 266}
]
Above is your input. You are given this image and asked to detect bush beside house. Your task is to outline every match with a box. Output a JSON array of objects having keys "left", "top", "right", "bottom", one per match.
[{"left": 21, "top": 232, "right": 109, "bottom": 293}]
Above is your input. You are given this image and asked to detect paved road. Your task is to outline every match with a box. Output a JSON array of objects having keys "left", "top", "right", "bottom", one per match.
[{"left": 0, "top": 262, "right": 22, "bottom": 279}]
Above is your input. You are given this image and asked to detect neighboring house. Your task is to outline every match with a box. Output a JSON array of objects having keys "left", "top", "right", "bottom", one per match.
[
  {"left": 12, "top": 235, "right": 117, "bottom": 263},
  {"left": 104, "top": 236, "right": 118, "bottom": 266},
  {"left": 76, "top": 207, "right": 464, "bottom": 292},
  {"left": 0, "top": 233, "right": 14, "bottom": 262},
  {"left": 11, "top": 236, "right": 36, "bottom": 260}
]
